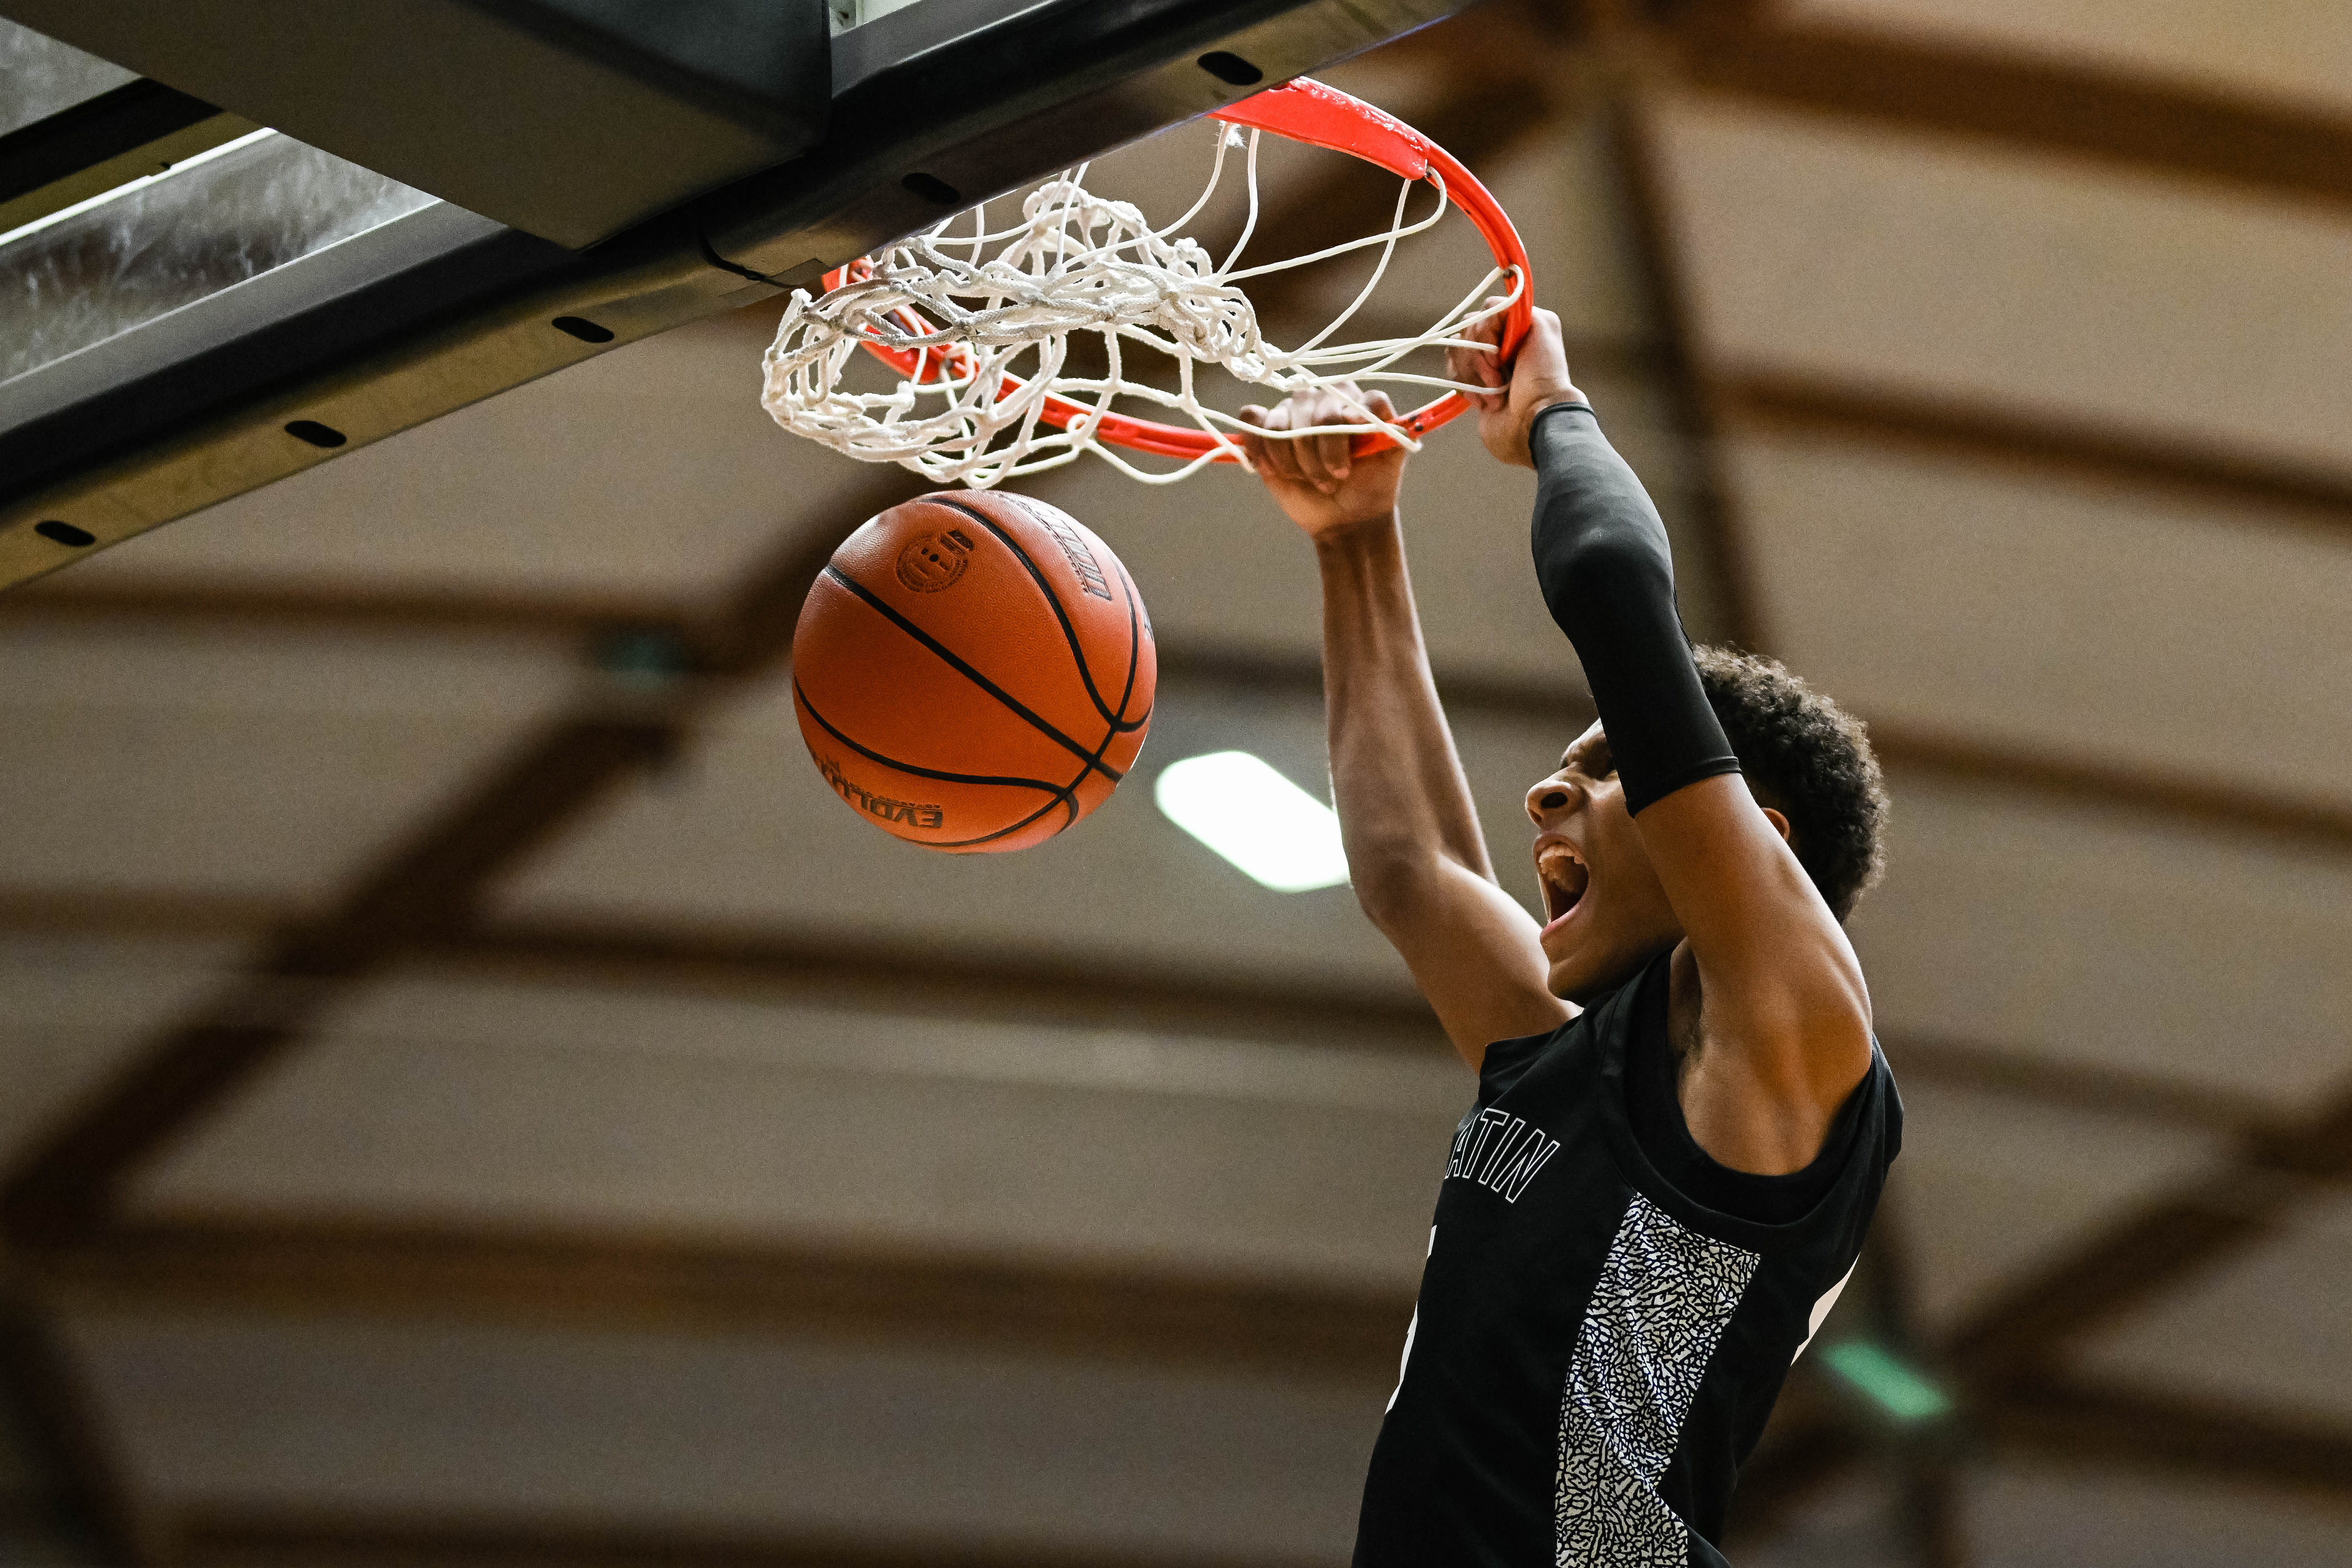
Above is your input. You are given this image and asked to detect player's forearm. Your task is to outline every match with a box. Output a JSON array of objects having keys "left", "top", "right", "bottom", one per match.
[
  {"left": 1529, "top": 403, "right": 1738, "bottom": 812},
  {"left": 1315, "top": 513, "right": 1495, "bottom": 915}
]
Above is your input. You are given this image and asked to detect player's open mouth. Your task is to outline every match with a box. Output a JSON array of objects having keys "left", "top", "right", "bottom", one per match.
[{"left": 1536, "top": 842, "right": 1589, "bottom": 927}]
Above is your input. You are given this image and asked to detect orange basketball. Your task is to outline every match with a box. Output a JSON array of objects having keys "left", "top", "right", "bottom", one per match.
[{"left": 792, "top": 490, "right": 1156, "bottom": 853}]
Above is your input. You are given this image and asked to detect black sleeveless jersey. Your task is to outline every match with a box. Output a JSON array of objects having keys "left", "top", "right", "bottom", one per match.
[{"left": 1354, "top": 949, "right": 1901, "bottom": 1567}]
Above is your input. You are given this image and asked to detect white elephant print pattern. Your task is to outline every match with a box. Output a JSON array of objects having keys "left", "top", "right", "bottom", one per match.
[{"left": 1553, "top": 1194, "right": 1760, "bottom": 1566}]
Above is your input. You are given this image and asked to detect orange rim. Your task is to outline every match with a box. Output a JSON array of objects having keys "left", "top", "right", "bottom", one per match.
[{"left": 824, "top": 77, "right": 1534, "bottom": 465}]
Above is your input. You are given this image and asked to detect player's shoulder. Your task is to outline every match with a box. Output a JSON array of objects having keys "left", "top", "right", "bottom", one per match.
[{"left": 1475, "top": 1022, "right": 1566, "bottom": 1105}]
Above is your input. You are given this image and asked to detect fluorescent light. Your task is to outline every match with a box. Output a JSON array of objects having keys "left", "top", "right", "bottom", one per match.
[
  {"left": 1154, "top": 751, "right": 1349, "bottom": 892},
  {"left": 1819, "top": 1340, "right": 1954, "bottom": 1423}
]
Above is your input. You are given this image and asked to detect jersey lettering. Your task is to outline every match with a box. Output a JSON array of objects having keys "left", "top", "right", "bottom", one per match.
[{"left": 1447, "top": 1106, "right": 1560, "bottom": 1203}]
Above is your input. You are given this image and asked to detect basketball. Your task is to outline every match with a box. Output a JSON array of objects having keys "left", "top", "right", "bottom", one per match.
[{"left": 792, "top": 490, "right": 1156, "bottom": 853}]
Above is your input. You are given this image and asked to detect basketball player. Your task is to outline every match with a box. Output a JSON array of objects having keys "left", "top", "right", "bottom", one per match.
[{"left": 1237, "top": 305, "right": 1898, "bottom": 1567}]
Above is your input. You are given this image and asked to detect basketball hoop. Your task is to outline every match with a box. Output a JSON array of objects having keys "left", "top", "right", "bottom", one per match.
[{"left": 760, "top": 78, "right": 1534, "bottom": 487}]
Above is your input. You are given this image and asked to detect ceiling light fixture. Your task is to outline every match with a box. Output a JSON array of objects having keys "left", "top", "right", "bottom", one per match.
[{"left": 1154, "top": 750, "right": 1349, "bottom": 892}]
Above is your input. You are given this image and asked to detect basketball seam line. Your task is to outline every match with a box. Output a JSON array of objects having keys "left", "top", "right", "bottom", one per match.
[
  {"left": 797, "top": 681, "right": 1078, "bottom": 850},
  {"left": 1039, "top": 563, "right": 1148, "bottom": 843},
  {"left": 794, "top": 680, "right": 1070, "bottom": 795},
  {"left": 929, "top": 498, "right": 1147, "bottom": 735},
  {"left": 1043, "top": 584, "right": 1147, "bottom": 836},
  {"left": 822, "top": 565, "right": 1125, "bottom": 785},
  {"left": 1110, "top": 556, "right": 1147, "bottom": 728},
  {"left": 947, "top": 790, "right": 1078, "bottom": 850}
]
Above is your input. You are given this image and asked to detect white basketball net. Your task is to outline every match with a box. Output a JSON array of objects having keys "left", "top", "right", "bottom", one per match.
[{"left": 759, "top": 126, "right": 1522, "bottom": 487}]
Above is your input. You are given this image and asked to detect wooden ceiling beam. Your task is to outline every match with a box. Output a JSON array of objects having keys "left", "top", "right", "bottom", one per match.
[
  {"left": 0, "top": 887, "right": 2287, "bottom": 1141},
  {"left": 1874, "top": 1034, "right": 2271, "bottom": 1141},
  {"left": 1671, "top": 19, "right": 2352, "bottom": 214},
  {"left": 38, "top": 1216, "right": 1410, "bottom": 1387},
  {"left": 1865, "top": 721, "right": 2352, "bottom": 857},
  {"left": 169, "top": 1507, "right": 1331, "bottom": 1568},
  {"left": 1375, "top": 2, "right": 2352, "bottom": 217},
  {"left": 0, "top": 889, "right": 1446, "bottom": 1054},
  {"left": 1720, "top": 371, "right": 2352, "bottom": 544},
  {"left": 430, "top": 917, "right": 1440, "bottom": 1053},
  {"left": 1986, "top": 1375, "right": 2352, "bottom": 1501},
  {"left": 408, "top": 920, "right": 2333, "bottom": 1148},
  {"left": 1391, "top": 0, "right": 2352, "bottom": 224},
  {"left": 0, "top": 886, "right": 286, "bottom": 941}
]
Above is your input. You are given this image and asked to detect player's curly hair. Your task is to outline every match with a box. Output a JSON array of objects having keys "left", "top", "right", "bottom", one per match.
[{"left": 1692, "top": 647, "right": 1888, "bottom": 921}]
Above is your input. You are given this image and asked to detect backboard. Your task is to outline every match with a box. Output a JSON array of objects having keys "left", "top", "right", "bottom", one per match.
[{"left": 0, "top": 0, "right": 1479, "bottom": 591}]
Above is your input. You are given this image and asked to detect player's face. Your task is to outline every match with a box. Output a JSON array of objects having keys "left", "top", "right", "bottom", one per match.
[{"left": 1524, "top": 722, "right": 1682, "bottom": 1004}]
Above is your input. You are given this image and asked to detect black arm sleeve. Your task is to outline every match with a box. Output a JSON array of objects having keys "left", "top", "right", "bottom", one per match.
[{"left": 1528, "top": 400, "right": 1738, "bottom": 816}]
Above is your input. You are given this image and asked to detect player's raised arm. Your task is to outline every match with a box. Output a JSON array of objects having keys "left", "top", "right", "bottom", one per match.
[
  {"left": 1239, "top": 384, "right": 1572, "bottom": 1070},
  {"left": 1449, "top": 307, "right": 1875, "bottom": 1172}
]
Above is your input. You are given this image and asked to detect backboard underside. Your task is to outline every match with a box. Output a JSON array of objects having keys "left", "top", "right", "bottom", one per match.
[{"left": 0, "top": 0, "right": 1479, "bottom": 593}]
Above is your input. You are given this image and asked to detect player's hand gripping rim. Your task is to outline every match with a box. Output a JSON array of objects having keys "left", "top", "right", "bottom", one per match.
[
  {"left": 1238, "top": 381, "right": 1409, "bottom": 543},
  {"left": 1445, "top": 300, "right": 1586, "bottom": 469}
]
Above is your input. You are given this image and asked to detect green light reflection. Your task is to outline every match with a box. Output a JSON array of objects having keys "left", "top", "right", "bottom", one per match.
[{"left": 1819, "top": 1339, "right": 1954, "bottom": 1424}]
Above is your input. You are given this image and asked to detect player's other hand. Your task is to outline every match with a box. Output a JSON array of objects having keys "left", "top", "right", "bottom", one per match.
[
  {"left": 1445, "top": 301, "right": 1584, "bottom": 468},
  {"left": 1238, "top": 382, "right": 1408, "bottom": 543}
]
